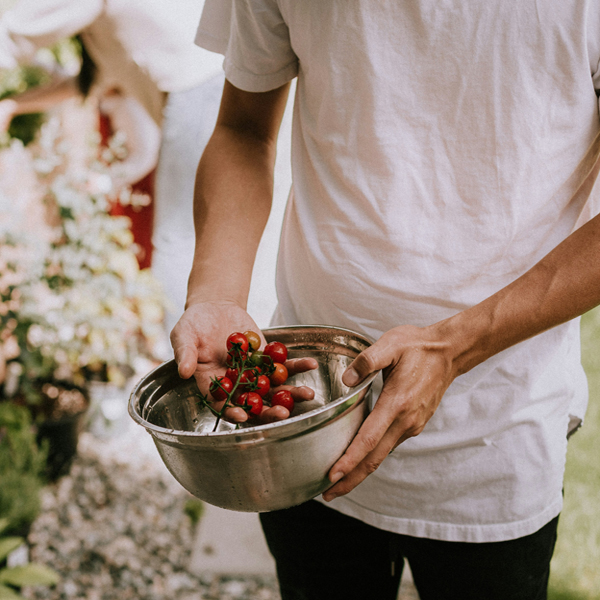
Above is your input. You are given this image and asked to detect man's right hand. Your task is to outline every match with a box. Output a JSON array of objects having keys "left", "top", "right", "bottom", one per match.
[{"left": 170, "top": 301, "right": 317, "bottom": 424}]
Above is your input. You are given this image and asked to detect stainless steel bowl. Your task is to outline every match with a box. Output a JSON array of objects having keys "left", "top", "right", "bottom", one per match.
[{"left": 128, "top": 325, "right": 377, "bottom": 512}]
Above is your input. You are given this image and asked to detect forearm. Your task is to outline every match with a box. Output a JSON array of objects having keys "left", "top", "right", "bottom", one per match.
[
  {"left": 185, "top": 80, "right": 290, "bottom": 311},
  {"left": 439, "top": 212, "right": 600, "bottom": 376},
  {"left": 6, "top": 75, "right": 79, "bottom": 115},
  {"left": 186, "top": 124, "right": 277, "bottom": 309}
]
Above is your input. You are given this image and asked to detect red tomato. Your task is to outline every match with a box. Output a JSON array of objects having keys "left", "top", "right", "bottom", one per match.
[
  {"left": 263, "top": 341, "right": 288, "bottom": 365},
  {"left": 236, "top": 391, "right": 263, "bottom": 416},
  {"left": 226, "top": 332, "right": 249, "bottom": 357},
  {"left": 243, "top": 330, "right": 261, "bottom": 352},
  {"left": 226, "top": 367, "right": 255, "bottom": 389},
  {"left": 225, "top": 367, "right": 239, "bottom": 382},
  {"left": 254, "top": 374, "right": 271, "bottom": 397},
  {"left": 271, "top": 390, "right": 294, "bottom": 412},
  {"left": 269, "top": 362, "right": 288, "bottom": 386},
  {"left": 209, "top": 376, "right": 233, "bottom": 402}
]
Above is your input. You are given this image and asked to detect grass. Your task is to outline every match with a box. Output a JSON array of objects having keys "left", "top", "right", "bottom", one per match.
[{"left": 548, "top": 308, "right": 600, "bottom": 600}]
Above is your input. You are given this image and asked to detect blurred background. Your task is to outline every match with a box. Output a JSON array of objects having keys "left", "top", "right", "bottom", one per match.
[{"left": 0, "top": 1, "right": 598, "bottom": 599}]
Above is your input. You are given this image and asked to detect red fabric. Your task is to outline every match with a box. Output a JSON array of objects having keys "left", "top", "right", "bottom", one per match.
[{"left": 98, "top": 111, "right": 155, "bottom": 269}]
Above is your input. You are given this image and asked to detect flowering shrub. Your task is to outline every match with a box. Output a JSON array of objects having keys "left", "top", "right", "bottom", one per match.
[{"left": 0, "top": 113, "right": 167, "bottom": 418}]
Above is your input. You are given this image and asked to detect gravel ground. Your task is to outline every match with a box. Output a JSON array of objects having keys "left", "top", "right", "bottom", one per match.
[
  {"left": 19, "top": 423, "right": 419, "bottom": 600},
  {"left": 21, "top": 430, "right": 281, "bottom": 600}
]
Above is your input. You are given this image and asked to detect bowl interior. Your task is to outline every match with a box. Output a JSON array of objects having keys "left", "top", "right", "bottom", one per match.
[{"left": 131, "top": 325, "right": 375, "bottom": 437}]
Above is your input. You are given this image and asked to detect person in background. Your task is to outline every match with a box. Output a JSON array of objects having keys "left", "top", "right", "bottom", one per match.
[
  {"left": 170, "top": 2, "right": 600, "bottom": 599},
  {"left": 0, "top": 0, "right": 225, "bottom": 334}
]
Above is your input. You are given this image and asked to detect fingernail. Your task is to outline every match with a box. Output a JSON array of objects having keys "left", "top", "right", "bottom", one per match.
[
  {"left": 330, "top": 471, "right": 343, "bottom": 484},
  {"left": 343, "top": 368, "right": 360, "bottom": 387},
  {"left": 323, "top": 492, "right": 336, "bottom": 502}
]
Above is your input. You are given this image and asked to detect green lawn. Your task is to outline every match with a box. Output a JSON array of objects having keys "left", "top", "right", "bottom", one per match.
[{"left": 548, "top": 308, "right": 600, "bottom": 599}]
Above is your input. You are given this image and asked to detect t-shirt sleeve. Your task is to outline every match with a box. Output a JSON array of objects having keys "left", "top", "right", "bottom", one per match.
[
  {"left": 196, "top": 0, "right": 298, "bottom": 93},
  {"left": 195, "top": 0, "right": 231, "bottom": 54}
]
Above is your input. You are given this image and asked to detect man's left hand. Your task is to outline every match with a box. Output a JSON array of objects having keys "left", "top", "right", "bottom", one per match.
[{"left": 322, "top": 323, "right": 456, "bottom": 501}]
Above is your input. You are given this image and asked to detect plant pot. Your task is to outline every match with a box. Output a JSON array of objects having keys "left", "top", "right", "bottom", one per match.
[{"left": 36, "top": 408, "right": 88, "bottom": 482}]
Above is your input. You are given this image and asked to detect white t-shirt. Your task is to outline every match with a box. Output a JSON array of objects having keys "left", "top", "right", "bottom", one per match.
[{"left": 196, "top": 0, "right": 600, "bottom": 542}]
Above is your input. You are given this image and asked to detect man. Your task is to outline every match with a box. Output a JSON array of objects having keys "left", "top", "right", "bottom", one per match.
[{"left": 171, "top": 2, "right": 600, "bottom": 598}]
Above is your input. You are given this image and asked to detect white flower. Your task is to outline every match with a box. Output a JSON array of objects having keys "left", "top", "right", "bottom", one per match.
[
  {"left": 86, "top": 173, "right": 113, "bottom": 196},
  {"left": 0, "top": 99, "right": 168, "bottom": 391}
]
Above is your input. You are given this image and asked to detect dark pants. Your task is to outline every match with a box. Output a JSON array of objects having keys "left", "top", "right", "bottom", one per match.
[{"left": 260, "top": 500, "right": 559, "bottom": 600}]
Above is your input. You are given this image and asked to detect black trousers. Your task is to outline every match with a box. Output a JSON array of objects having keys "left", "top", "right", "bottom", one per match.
[{"left": 260, "top": 500, "right": 559, "bottom": 600}]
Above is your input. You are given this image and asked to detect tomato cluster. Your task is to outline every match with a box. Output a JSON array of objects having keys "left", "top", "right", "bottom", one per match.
[{"left": 199, "top": 331, "right": 294, "bottom": 425}]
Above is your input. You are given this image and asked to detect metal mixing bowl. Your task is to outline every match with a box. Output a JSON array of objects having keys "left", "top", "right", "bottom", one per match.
[{"left": 128, "top": 325, "right": 377, "bottom": 512}]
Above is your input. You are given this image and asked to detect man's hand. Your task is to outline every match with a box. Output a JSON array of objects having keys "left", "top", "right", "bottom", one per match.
[
  {"left": 322, "top": 324, "right": 456, "bottom": 501},
  {"left": 171, "top": 301, "right": 317, "bottom": 424}
]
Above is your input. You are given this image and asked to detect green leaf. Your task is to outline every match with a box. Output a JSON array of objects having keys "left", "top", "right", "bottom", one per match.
[
  {"left": 0, "top": 564, "right": 60, "bottom": 587},
  {"left": 0, "top": 584, "right": 23, "bottom": 600},
  {"left": 0, "top": 538, "right": 24, "bottom": 563},
  {"left": 0, "top": 520, "right": 9, "bottom": 536}
]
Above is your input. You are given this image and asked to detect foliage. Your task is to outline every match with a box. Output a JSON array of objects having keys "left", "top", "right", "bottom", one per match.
[
  {"left": 0, "top": 518, "right": 59, "bottom": 600},
  {"left": 0, "top": 114, "right": 167, "bottom": 419},
  {"left": 0, "top": 404, "right": 46, "bottom": 535},
  {"left": 0, "top": 38, "right": 81, "bottom": 148},
  {"left": 184, "top": 498, "right": 204, "bottom": 526},
  {"left": 548, "top": 308, "right": 600, "bottom": 599}
]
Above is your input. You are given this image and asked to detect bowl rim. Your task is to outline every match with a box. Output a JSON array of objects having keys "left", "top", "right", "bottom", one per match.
[{"left": 128, "top": 324, "right": 379, "bottom": 440}]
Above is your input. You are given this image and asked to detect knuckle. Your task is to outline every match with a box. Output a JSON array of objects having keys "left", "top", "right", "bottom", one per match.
[
  {"left": 404, "top": 416, "right": 425, "bottom": 438},
  {"left": 354, "top": 349, "right": 379, "bottom": 374},
  {"left": 359, "top": 431, "right": 381, "bottom": 454},
  {"left": 363, "top": 457, "right": 383, "bottom": 475},
  {"left": 410, "top": 424, "right": 425, "bottom": 437}
]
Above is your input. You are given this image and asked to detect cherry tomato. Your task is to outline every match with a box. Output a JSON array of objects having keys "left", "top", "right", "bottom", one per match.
[
  {"left": 226, "top": 332, "right": 249, "bottom": 357},
  {"left": 269, "top": 362, "right": 288, "bottom": 386},
  {"left": 254, "top": 374, "right": 271, "bottom": 397},
  {"left": 226, "top": 367, "right": 255, "bottom": 389},
  {"left": 225, "top": 367, "right": 239, "bottom": 382},
  {"left": 236, "top": 391, "right": 263, "bottom": 416},
  {"left": 249, "top": 350, "right": 265, "bottom": 368},
  {"left": 243, "top": 330, "right": 261, "bottom": 352},
  {"left": 271, "top": 390, "right": 294, "bottom": 412},
  {"left": 210, "top": 376, "right": 233, "bottom": 402},
  {"left": 263, "top": 341, "right": 288, "bottom": 365}
]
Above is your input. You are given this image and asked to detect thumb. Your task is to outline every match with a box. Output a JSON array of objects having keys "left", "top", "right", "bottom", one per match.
[
  {"left": 342, "top": 345, "right": 384, "bottom": 387},
  {"left": 173, "top": 343, "right": 198, "bottom": 379}
]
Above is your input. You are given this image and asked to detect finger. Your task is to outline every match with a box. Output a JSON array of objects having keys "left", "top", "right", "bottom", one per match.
[
  {"left": 285, "top": 357, "right": 319, "bottom": 375},
  {"left": 272, "top": 384, "right": 314, "bottom": 402},
  {"left": 323, "top": 424, "right": 411, "bottom": 502},
  {"left": 258, "top": 404, "right": 290, "bottom": 423},
  {"left": 324, "top": 391, "right": 405, "bottom": 486},
  {"left": 173, "top": 343, "right": 199, "bottom": 379},
  {"left": 342, "top": 338, "right": 395, "bottom": 387},
  {"left": 221, "top": 405, "right": 249, "bottom": 423}
]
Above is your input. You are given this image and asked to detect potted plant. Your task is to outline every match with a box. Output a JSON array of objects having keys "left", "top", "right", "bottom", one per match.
[{"left": 0, "top": 112, "right": 168, "bottom": 478}]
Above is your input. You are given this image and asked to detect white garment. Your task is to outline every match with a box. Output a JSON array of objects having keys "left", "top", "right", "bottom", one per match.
[
  {"left": 0, "top": 0, "right": 227, "bottom": 338},
  {"left": 196, "top": 0, "right": 600, "bottom": 542},
  {"left": 152, "top": 74, "right": 224, "bottom": 333},
  {"left": 99, "top": 94, "right": 161, "bottom": 191},
  {"left": 0, "top": 0, "right": 224, "bottom": 124}
]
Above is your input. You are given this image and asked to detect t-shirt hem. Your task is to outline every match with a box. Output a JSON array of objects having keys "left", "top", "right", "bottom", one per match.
[
  {"left": 315, "top": 494, "right": 563, "bottom": 543},
  {"left": 223, "top": 58, "right": 298, "bottom": 93},
  {"left": 195, "top": 29, "right": 228, "bottom": 55}
]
